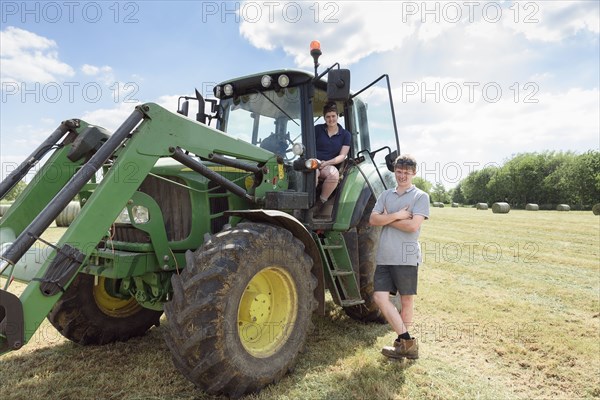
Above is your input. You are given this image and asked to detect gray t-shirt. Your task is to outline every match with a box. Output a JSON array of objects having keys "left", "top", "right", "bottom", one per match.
[{"left": 373, "top": 185, "right": 430, "bottom": 266}]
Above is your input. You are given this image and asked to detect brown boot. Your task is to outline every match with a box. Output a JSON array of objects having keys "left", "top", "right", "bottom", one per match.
[{"left": 381, "top": 338, "right": 419, "bottom": 359}]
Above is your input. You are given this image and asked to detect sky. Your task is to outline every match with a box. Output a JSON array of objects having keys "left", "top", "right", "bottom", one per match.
[{"left": 0, "top": 0, "right": 598, "bottom": 188}]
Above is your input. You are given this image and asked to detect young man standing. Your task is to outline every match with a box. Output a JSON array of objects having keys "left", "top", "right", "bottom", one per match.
[{"left": 369, "top": 154, "right": 430, "bottom": 359}]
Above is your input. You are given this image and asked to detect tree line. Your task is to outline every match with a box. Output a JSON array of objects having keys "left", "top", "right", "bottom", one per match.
[
  {"left": 417, "top": 150, "right": 600, "bottom": 209},
  {"left": 3, "top": 150, "right": 599, "bottom": 210}
]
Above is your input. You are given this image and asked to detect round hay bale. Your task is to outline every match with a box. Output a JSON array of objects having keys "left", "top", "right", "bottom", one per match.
[
  {"left": 556, "top": 204, "right": 570, "bottom": 212},
  {"left": 492, "top": 202, "right": 510, "bottom": 214},
  {"left": 452, "top": 202, "right": 459, "bottom": 208},
  {"left": 0, "top": 203, "right": 12, "bottom": 218},
  {"left": 525, "top": 203, "right": 539, "bottom": 211},
  {"left": 593, "top": 203, "right": 600, "bottom": 215},
  {"left": 432, "top": 202, "right": 445, "bottom": 208},
  {"left": 476, "top": 202, "right": 488, "bottom": 210},
  {"left": 55, "top": 201, "right": 81, "bottom": 227}
]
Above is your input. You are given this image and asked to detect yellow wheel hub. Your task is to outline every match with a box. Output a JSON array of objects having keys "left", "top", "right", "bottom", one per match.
[
  {"left": 93, "top": 277, "right": 141, "bottom": 318},
  {"left": 238, "top": 267, "right": 298, "bottom": 358}
]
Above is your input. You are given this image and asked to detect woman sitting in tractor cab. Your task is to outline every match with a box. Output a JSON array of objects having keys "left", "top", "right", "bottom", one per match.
[{"left": 312, "top": 101, "right": 351, "bottom": 216}]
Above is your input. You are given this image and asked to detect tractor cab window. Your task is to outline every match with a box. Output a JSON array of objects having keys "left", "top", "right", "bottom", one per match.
[
  {"left": 219, "top": 87, "right": 302, "bottom": 162},
  {"left": 351, "top": 79, "right": 400, "bottom": 167},
  {"left": 353, "top": 98, "right": 371, "bottom": 152}
]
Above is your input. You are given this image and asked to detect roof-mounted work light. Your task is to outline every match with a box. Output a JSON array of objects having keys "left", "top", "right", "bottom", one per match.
[{"left": 310, "top": 40, "right": 322, "bottom": 76}]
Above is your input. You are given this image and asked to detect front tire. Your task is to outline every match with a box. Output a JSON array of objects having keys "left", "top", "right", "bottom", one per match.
[
  {"left": 47, "top": 274, "right": 162, "bottom": 344},
  {"left": 164, "top": 223, "right": 317, "bottom": 398}
]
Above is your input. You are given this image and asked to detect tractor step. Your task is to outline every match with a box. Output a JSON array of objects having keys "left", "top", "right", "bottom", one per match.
[
  {"left": 316, "top": 232, "right": 363, "bottom": 306},
  {"left": 340, "top": 299, "right": 365, "bottom": 307},
  {"left": 330, "top": 270, "right": 354, "bottom": 277},
  {"left": 310, "top": 220, "right": 334, "bottom": 230}
]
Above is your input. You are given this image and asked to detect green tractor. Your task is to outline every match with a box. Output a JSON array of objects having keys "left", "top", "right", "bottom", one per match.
[{"left": 0, "top": 43, "right": 400, "bottom": 397}]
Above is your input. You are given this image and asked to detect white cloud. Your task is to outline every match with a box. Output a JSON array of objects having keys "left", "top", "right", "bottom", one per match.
[
  {"left": 503, "top": 1, "right": 600, "bottom": 42},
  {"left": 80, "top": 101, "right": 142, "bottom": 132},
  {"left": 355, "top": 73, "right": 598, "bottom": 187},
  {"left": 81, "top": 64, "right": 113, "bottom": 76},
  {"left": 81, "top": 64, "right": 100, "bottom": 75},
  {"left": 78, "top": 94, "right": 181, "bottom": 132},
  {"left": 394, "top": 84, "right": 600, "bottom": 186},
  {"left": 0, "top": 26, "right": 74, "bottom": 83},
  {"left": 239, "top": 2, "right": 420, "bottom": 68},
  {"left": 239, "top": 1, "right": 599, "bottom": 69},
  {"left": 155, "top": 94, "right": 181, "bottom": 112},
  {"left": 81, "top": 64, "right": 115, "bottom": 85}
]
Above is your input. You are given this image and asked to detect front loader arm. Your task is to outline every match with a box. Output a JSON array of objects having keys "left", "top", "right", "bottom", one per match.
[{"left": 0, "top": 103, "right": 276, "bottom": 354}]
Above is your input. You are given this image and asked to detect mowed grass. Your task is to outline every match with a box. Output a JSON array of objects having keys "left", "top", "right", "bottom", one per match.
[{"left": 1, "top": 208, "right": 598, "bottom": 400}]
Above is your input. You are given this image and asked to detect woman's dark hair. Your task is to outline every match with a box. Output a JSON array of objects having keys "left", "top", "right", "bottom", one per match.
[{"left": 323, "top": 101, "right": 338, "bottom": 115}]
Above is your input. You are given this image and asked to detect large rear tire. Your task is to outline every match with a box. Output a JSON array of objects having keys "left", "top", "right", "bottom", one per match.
[
  {"left": 343, "top": 197, "right": 386, "bottom": 323},
  {"left": 47, "top": 274, "right": 162, "bottom": 344},
  {"left": 164, "top": 222, "right": 317, "bottom": 398}
]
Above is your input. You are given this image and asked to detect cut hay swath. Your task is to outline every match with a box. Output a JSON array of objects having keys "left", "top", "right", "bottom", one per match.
[
  {"left": 476, "top": 202, "right": 488, "bottom": 210},
  {"left": 525, "top": 203, "right": 539, "bottom": 211},
  {"left": 492, "top": 202, "right": 510, "bottom": 214},
  {"left": 556, "top": 204, "right": 571, "bottom": 211}
]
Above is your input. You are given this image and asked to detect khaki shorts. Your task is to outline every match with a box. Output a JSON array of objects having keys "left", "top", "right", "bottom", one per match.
[{"left": 374, "top": 264, "right": 418, "bottom": 295}]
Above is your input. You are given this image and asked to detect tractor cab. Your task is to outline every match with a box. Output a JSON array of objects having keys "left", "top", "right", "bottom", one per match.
[{"left": 177, "top": 42, "right": 401, "bottom": 226}]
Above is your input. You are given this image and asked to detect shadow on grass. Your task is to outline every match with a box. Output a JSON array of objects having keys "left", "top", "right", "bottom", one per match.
[
  {"left": 0, "top": 301, "right": 409, "bottom": 400},
  {"left": 247, "top": 300, "right": 415, "bottom": 399}
]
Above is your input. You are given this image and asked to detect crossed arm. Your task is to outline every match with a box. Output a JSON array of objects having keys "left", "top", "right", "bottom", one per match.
[{"left": 369, "top": 206, "right": 426, "bottom": 233}]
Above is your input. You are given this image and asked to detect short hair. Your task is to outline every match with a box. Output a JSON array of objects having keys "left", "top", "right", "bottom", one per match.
[
  {"left": 394, "top": 154, "right": 417, "bottom": 171},
  {"left": 323, "top": 101, "right": 338, "bottom": 115}
]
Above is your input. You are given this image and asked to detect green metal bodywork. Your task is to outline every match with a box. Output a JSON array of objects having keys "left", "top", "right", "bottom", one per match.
[{"left": 0, "top": 68, "right": 397, "bottom": 354}]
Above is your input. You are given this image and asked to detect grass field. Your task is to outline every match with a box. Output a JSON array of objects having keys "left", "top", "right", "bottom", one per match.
[{"left": 1, "top": 208, "right": 599, "bottom": 400}]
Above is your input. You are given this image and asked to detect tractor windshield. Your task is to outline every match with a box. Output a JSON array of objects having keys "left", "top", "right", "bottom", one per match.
[{"left": 219, "top": 87, "right": 302, "bottom": 161}]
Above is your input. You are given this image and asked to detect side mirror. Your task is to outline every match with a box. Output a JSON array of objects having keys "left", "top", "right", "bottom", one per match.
[
  {"left": 327, "top": 69, "right": 351, "bottom": 101},
  {"left": 177, "top": 100, "right": 189, "bottom": 116},
  {"left": 195, "top": 89, "right": 207, "bottom": 124},
  {"left": 385, "top": 150, "right": 398, "bottom": 172}
]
